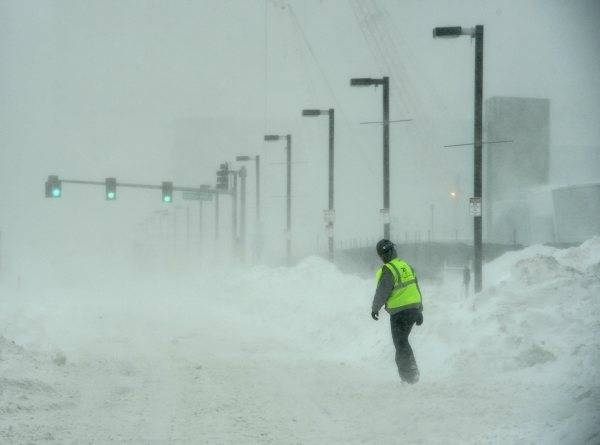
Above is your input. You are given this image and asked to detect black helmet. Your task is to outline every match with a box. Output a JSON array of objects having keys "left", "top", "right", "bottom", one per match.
[{"left": 376, "top": 239, "right": 396, "bottom": 263}]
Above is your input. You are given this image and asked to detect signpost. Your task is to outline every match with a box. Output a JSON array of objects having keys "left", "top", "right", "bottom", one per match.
[
  {"left": 379, "top": 208, "right": 391, "bottom": 225},
  {"left": 182, "top": 190, "right": 213, "bottom": 201},
  {"left": 469, "top": 197, "right": 482, "bottom": 217}
]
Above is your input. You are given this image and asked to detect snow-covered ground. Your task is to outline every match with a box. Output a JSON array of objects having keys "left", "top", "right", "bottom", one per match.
[{"left": 1, "top": 239, "right": 599, "bottom": 444}]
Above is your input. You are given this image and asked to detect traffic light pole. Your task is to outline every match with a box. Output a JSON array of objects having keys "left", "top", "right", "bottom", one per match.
[{"left": 51, "top": 178, "right": 216, "bottom": 195}]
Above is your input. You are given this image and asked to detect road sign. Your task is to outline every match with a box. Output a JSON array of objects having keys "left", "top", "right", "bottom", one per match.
[
  {"left": 325, "top": 222, "right": 334, "bottom": 237},
  {"left": 469, "top": 197, "right": 482, "bottom": 216},
  {"left": 380, "top": 208, "right": 390, "bottom": 224},
  {"left": 182, "top": 191, "right": 213, "bottom": 201},
  {"left": 323, "top": 209, "right": 335, "bottom": 223}
]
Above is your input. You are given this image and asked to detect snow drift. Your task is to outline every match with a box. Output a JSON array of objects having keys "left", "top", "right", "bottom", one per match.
[{"left": 1, "top": 239, "right": 599, "bottom": 443}]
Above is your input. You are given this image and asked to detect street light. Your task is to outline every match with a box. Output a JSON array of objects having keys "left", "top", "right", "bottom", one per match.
[
  {"left": 264, "top": 133, "right": 292, "bottom": 266},
  {"left": 350, "top": 76, "right": 391, "bottom": 239},
  {"left": 236, "top": 154, "right": 261, "bottom": 223},
  {"left": 238, "top": 166, "right": 247, "bottom": 260},
  {"left": 302, "top": 108, "right": 335, "bottom": 262},
  {"left": 433, "top": 24, "right": 484, "bottom": 292},
  {"left": 237, "top": 154, "right": 262, "bottom": 262}
]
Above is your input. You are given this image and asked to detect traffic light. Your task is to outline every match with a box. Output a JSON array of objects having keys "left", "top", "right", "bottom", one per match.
[
  {"left": 216, "top": 163, "right": 229, "bottom": 190},
  {"left": 45, "top": 175, "right": 62, "bottom": 198},
  {"left": 105, "top": 177, "right": 117, "bottom": 200},
  {"left": 162, "top": 181, "right": 173, "bottom": 203}
]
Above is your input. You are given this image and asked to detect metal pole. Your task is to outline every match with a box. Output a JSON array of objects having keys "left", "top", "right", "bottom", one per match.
[
  {"left": 255, "top": 155, "right": 260, "bottom": 223},
  {"left": 286, "top": 134, "right": 292, "bottom": 266},
  {"left": 430, "top": 204, "right": 434, "bottom": 241},
  {"left": 232, "top": 171, "right": 238, "bottom": 246},
  {"left": 199, "top": 199, "right": 203, "bottom": 251},
  {"left": 240, "top": 166, "right": 247, "bottom": 261},
  {"left": 474, "top": 25, "right": 484, "bottom": 293},
  {"left": 186, "top": 206, "right": 190, "bottom": 257},
  {"left": 328, "top": 109, "right": 335, "bottom": 262},
  {"left": 382, "top": 76, "right": 390, "bottom": 239},
  {"left": 173, "top": 208, "right": 177, "bottom": 258},
  {"left": 214, "top": 193, "right": 219, "bottom": 242}
]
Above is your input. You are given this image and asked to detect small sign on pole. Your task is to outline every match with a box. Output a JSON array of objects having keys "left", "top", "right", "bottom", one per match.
[
  {"left": 182, "top": 191, "right": 213, "bottom": 201},
  {"left": 323, "top": 209, "right": 335, "bottom": 223},
  {"left": 469, "top": 197, "right": 482, "bottom": 217},
  {"left": 380, "top": 208, "right": 390, "bottom": 224},
  {"left": 325, "top": 222, "right": 334, "bottom": 237}
]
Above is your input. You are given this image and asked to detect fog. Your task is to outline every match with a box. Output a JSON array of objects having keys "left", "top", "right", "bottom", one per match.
[
  {"left": 1, "top": 1, "right": 599, "bottom": 443},
  {"left": 1, "top": 0, "right": 599, "bottom": 272}
]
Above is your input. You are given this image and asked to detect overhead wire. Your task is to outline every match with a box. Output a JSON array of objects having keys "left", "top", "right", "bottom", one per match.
[
  {"left": 284, "top": 1, "right": 377, "bottom": 176},
  {"left": 355, "top": 0, "right": 409, "bottom": 119}
]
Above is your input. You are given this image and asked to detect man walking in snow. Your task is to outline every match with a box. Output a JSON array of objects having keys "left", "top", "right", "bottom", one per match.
[{"left": 371, "top": 239, "right": 423, "bottom": 384}]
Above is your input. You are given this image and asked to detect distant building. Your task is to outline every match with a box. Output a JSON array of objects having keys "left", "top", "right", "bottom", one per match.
[
  {"left": 484, "top": 97, "right": 551, "bottom": 245},
  {"left": 552, "top": 183, "right": 600, "bottom": 243}
]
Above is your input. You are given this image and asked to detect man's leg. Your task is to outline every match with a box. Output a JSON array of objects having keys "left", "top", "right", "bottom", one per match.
[{"left": 390, "top": 310, "right": 419, "bottom": 383}]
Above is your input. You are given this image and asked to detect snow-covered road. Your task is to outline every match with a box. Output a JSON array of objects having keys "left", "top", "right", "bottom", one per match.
[{"left": 1, "top": 239, "right": 599, "bottom": 443}]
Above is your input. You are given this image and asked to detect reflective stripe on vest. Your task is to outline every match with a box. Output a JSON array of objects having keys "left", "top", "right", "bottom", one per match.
[{"left": 376, "top": 258, "right": 422, "bottom": 310}]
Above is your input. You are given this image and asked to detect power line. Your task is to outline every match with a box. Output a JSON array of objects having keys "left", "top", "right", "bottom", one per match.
[{"left": 285, "top": 1, "right": 377, "bottom": 176}]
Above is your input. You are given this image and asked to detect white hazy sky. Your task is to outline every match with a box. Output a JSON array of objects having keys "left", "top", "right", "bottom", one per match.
[{"left": 1, "top": 0, "right": 599, "bottom": 270}]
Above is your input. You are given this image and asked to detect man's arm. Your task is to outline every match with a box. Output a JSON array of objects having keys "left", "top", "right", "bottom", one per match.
[{"left": 371, "top": 267, "right": 394, "bottom": 314}]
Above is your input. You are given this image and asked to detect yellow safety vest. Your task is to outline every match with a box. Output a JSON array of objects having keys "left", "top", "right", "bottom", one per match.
[{"left": 376, "top": 258, "right": 422, "bottom": 310}]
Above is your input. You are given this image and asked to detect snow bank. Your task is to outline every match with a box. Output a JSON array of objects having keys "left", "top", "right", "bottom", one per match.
[{"left": 0, "top": 239, "right": 599, "bottom": 443}]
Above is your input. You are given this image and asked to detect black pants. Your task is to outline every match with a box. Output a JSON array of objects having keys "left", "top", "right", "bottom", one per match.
[{"left": 390, "top": 309, "right": 420, "bottom": 383}]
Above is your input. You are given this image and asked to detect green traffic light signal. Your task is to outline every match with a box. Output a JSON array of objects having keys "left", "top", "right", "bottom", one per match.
[
  {"left": 105, "top": 178, "right": 117, "bottom": 200},
  {"left": 162, "top": 181, "right": 173, "bottom": 203},
  {"left": 46, "top": 175, "right": 62, "bottom": 198}
]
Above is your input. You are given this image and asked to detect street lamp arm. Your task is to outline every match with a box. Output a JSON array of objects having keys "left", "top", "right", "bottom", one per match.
[
  {"left": 350, "top": 77, "right": 384, "bottom": 86},
  {"left": 302, "top": 109, "right": 322, "bottom": 116}
]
